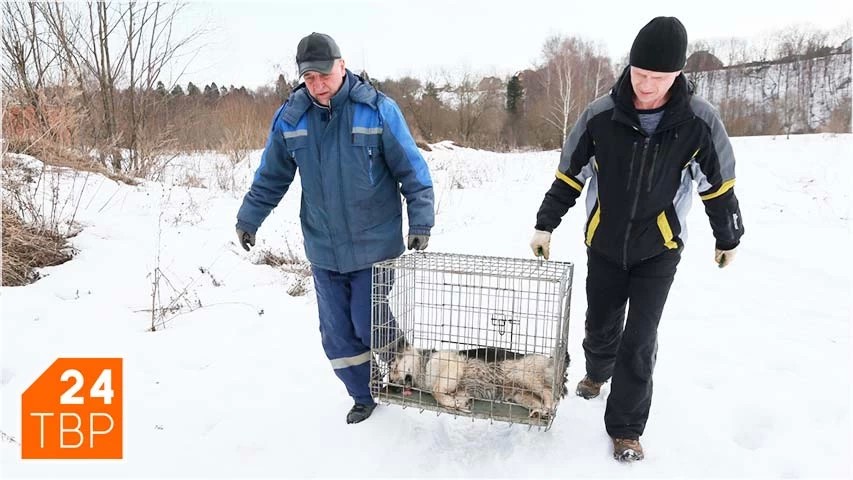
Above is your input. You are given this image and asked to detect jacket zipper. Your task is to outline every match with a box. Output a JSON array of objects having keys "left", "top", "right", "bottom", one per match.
[
  {"left": 623, "top": 135, "right": 650, "bottom": 269},
  {"left": 646, "top": 142, "right": 660, "bottom": 192},
  {"left": 327, "top": 101, "right": 350, "bottom": 239},
  {"left": 627, "top": 140, "right": 638, "bottom": 190},
  {"left": 317, "top": 101, "right": 342, "bottom": 268}
]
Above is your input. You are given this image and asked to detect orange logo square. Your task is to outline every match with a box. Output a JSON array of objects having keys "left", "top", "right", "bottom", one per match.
[{"left": 21, "top": 358, "right": 123, "bottom": 459}]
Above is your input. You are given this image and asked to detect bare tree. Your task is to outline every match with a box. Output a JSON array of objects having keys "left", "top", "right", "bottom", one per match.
[
  {"left": 415, "top": 79, "right": 450, "bottom": 143},
  {"left": 63, "top": 2, "right": 126, "bottom": 169},
  {"left": 446, "top": 70, "right": 503, "bottom": 145},
  {"left": 1, "top": 2, "right": 58, "bottom": 139},
  {"left": 536, "top": 35, "right": 613, "bottom": 147},
  {"left": 13, "top": 2, "right": 202, "bottom": 173},
  {"left": 544, "top": 48, "right": 574, "bottom": 145},
  {"left": 36, "top": 3, "right": 100, "bottom": 149},
  {"left": 121, "top": 3, "right": 200, "bottom": 173},
  {"left": 724, "top": 37, "right": 751, "bottom": 66},
  {"left": 378, "top": 76, "right": 423, "bottom": 135}
]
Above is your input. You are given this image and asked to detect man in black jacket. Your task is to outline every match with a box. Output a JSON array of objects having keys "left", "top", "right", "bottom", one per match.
[{"left": 530, "top": 16, "right": 744, "bottom": 462}]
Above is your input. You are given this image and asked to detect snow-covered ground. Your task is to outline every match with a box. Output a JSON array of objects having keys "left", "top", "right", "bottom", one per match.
[{"left": 1, "top": 133, "right": 851, "bottom": 478}]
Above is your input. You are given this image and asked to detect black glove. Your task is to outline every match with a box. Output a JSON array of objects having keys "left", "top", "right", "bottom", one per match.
[
  {"left": 237, "top": 228, "right": 256, "bottom": 252},
  {"left": 407, "top": 234, "right": 429, "bottom": 251}
]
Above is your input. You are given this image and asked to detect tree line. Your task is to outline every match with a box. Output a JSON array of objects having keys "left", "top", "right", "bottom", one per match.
[{"left": 2, "top": 2, "right": 850, "bottom": 178}]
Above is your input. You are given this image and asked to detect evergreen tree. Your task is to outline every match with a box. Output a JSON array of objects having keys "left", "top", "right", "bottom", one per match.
[
  {"left": 275, "top": 74, "right": 291, "bottom": 102},
  {"left": 424, "top": 81, "right": 440, "bottom": 100},
  {"left": 186, "top": 82, "right": 201, "bottom": 96},
  {"left": 506, "top": 75, "right": 523, "bottom": 114},
  {"left": 170, "top": 84, "right": 185, "bottom": 97},
  {"left": 504, "top": 74, "right": 526, "bottom": 148},
  {"left": 206, "top": 82, "right": 220, "bottom": 100},
  {"left": 155, "top": 80, "right": 168, "bottom": 97}
]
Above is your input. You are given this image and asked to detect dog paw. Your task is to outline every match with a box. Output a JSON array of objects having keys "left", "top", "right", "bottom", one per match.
[{"left": 528, "top": 408, "right": 551, "bottom": 419}]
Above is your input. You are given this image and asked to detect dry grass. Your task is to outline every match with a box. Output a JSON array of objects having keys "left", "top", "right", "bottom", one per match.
[
  {"left": 213, "top": 159, "right": 237, "bottom": 191},
  {"left": 7, "top": 139, "right": 138, "bottom": 185},
  {"left": 180, "top": 172, "right": 206, "bottom": 189},
  {"left": 1, "top": 142, "right": 88, "bottom": 286},
  {"left": 820, "top": 97, "right": 852, "bottom": 133},
  {"left": 256, "top": 240, "right": 312, "bottom": 296},
  {"left": 1, "top": 205, "right": 75, "bottom": 286}
]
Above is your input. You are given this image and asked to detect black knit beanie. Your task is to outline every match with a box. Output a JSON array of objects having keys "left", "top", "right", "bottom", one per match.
[{"left": 629, "top": 16, "right": 688, "bottom": 72}]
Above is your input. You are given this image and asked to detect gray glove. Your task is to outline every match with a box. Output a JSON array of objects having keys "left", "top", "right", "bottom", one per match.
[
  {"left": 530, "top": 230, "right": 552, "bottom": 260},
  {"left": 715, "top": 247, "right": 737, "bottom": 268},
  {"left": 407, "top": 234, "right": 429, "bottom": 251},
  {"left": 237, "top": 228, "right": 256, "bottom": 252}
]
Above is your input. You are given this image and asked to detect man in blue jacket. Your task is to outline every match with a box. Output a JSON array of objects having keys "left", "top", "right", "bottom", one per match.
[{"left": 236, "top": 32, "right": 434, "bottom": 424}]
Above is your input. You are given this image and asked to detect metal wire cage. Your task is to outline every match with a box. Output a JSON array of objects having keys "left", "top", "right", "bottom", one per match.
[{"left": 370, "top": 251, "right": 573, "bottom": 429}]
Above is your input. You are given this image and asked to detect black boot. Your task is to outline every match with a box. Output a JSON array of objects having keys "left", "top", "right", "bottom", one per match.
[{"left": 346, "top": 403, "right": 376, "bottom": 424}]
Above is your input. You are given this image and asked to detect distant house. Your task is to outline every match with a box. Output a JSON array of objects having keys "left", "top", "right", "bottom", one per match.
[
  {"left": 684, "top": 51, "right": 724, "bottom": 72},
  {"left": 840, "top": 37, "right": 852, "bottom": 53}
]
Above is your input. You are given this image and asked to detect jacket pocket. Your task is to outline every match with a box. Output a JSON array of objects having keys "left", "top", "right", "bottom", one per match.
[
  {"left": 585, "top": 200, "right": 602, "bottom": 247},
  {"left": 283, "top": 135, "right": 309, "bottom": 166},
  {"left": 656, "top": 209, "right": 679, "bottom": 250},
  {"left": 350, "top": 132, "right": 387, "bottom": 232},
  {"left": 351, "top": 133, "right": 382, "bottom": 186}
]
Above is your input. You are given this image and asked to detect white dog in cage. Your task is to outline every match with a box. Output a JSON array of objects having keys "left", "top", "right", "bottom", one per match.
[{"left": 389, "top": 343, "right": 569, "bottom": 418}]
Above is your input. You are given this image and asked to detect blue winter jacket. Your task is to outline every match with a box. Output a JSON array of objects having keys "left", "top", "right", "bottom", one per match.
[{"left": 236, "top": 70, "right": 434, "bottom": 273}]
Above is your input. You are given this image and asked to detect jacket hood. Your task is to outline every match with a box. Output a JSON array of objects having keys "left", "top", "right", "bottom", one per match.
[
  {"left": 281, "top": 69, "right": 378, "bottom": 126},
  {"left": 610, "top": 65, "right": 694, "bottom": 130}
]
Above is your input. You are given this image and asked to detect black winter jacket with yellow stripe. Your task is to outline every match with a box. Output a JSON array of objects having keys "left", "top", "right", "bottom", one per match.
[{"left": 536, "top": 67, "right": 744, "bottom": 268}]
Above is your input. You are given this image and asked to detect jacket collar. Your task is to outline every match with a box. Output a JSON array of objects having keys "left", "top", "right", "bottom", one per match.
[
  {"left": 610, "top": 65, "right": 694, "bottom": 133},
  {"left": 281, "top": 70, "right": 378, "bottom": 126},
  {"left": 347, "top": 70, "right": 378, "bottom": 108},
  {"left": 327, "top": 72, "right": 352, "bottom": 110}
]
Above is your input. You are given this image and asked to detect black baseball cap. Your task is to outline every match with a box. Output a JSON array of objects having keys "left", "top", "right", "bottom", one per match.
[{"left": 296, "top": 32, "right": 341, "bottom": 76}]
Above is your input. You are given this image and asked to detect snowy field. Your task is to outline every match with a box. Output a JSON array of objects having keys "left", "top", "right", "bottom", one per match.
[{"left": 1, "top": 133, "right": 851, "bottom": 478}]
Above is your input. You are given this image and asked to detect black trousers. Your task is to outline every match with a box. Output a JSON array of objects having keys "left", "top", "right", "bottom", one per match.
[{"left": 583, "top": 248, "right": 681, "bottom": 439}]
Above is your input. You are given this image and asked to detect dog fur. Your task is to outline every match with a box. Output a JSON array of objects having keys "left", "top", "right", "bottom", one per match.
[{"left": 389, "top": 343, "right": 569, "bottom": 418}]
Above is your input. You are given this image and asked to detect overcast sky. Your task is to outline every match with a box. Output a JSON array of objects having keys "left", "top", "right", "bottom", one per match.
[{"left": 170, "top": 0, "right": 852, "bottom": 89}]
